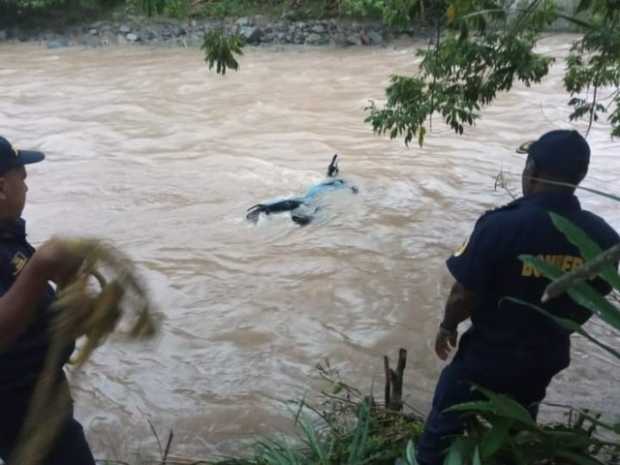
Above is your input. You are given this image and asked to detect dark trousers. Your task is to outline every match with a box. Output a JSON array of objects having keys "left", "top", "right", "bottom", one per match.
[
  {"left": 416, "top": 356, "right": 546, "bottom": 465},
  {"left": 0, "top": 417, "right": 95, "bottom": 465},
  {"left": 0, "top": 385, "right": 95, "bottom": 465}
]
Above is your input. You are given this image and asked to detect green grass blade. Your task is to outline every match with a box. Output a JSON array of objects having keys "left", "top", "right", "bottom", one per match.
[
  {"left": 297, "top": 416, "right": 329, "bottom": 465},
  {"left": 406, "top": 440, "right": 418, "bottom": 465},
  {"left": 256, "top": 438, "right": 304, "bottom": 465},
  {"left": 347, "top": 401, "right": 371, "bottom": 465}
]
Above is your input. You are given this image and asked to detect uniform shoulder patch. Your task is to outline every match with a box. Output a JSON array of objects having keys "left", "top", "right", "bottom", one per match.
[
  {"left": 453, "top": 237, "right": 469, "bottom": 257},
  {"left": 11, "top": 252, "right": 28, "bottom": 276}
]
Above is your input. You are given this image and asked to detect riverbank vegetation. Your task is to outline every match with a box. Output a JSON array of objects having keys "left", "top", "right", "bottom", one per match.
[
  {"left": 0, "top": 0, "right": 398, "bottom": 28},
  {"left": 364, "top": 0, "right": 620, "bottom": 145},
  {"left": 100, "top": 344, "right": 620, "bottom": 465},
  {"left": 198, "top": 0, "right": 619, "bottom": 143}
]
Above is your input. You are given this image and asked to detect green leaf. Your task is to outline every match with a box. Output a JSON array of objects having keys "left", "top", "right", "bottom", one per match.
[
  {"left": 549, "top": 213, "right": 620, "bottom": 291},
  {"left": 447, "top": 393, "right": 536, "bottom": 434},
  {"left": 510, "top": 444, "right": 528, "bottom": 465},
  {"left": 504, "top": 297, "right": 582, "bottom": 331},
  {"left": 443, "top": 438, "right": 467, "bottom": 465},
  {"left": 559, "top": 279, "right": 620, "bottom": 330},
  {"left": 472, "top": 447, "right": 482, "bottom": 465},
  {"left": 504, "top": 297, "right": 620, "bottom": 359},
  {"left": 406, "top": 440, "right": 418, "bottom": 465},
  {"left": 576, "top": 0, "right": 593, "bottom": 13},
  {"left": 549, "top": 213, "right": 603, "bottom": 260},
  {"left": 511, "top": 429, "right": 541, "bottom": 446},
  {"left": 447, "top": 4, "right": 456, "bottom": 24},
  {"left": 474, "top": 386, "right": 537, "bottom": 427},
  {"left": 480, "top": 417, "right": 513, "bottom": 458},
  {"left": 555, "top": 13, "right": 594, "bottom": 28},
  {"left": 563, "top": 409, "right": 620, "bottom": 434},
  {"left": 418, "top": 126, "right": 427, "bottom": 147},
  {"left": 556, "top": 451, "right": 606, "bottom": 465},
  {"left": 519, "top": 255, "right": 620, "bottom": 331},
  {"left": 444, "top": 401, "right": 498, "bottom": 415},
  {"left": 544, "top": 430, "right": 591, "bottom": 449}
]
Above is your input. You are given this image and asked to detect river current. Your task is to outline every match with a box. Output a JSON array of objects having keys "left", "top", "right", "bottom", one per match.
[{"left": 0, "top": 35, "right": 618, "bottom": 461}]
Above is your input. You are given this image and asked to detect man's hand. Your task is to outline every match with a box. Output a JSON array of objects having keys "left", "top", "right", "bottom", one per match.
[
  {"left": 435, "top": 281, "right": 473, "bottom": 360},
  {"left": 435, "top": 325, "right": 458, "bottom": 360},
  {"left": 32, "top": 238, "right": 86, "bottom": 286}
]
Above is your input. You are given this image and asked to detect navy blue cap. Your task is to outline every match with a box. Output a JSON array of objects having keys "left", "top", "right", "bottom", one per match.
[
  {"left": 0, "top": 136, "right": 45, "bottom": 175},
  {"left": 516, "top": 129, "right": 590, "bottom": 180}
]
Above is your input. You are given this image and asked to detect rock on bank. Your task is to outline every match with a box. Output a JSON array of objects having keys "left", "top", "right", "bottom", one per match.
[{"left": 0, "top": 15, "right": 417, "bottom": 49}]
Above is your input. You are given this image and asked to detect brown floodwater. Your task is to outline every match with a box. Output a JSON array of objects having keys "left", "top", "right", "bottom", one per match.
[{"left": 0, "top": 34, "right": 618, "bottom": 461}]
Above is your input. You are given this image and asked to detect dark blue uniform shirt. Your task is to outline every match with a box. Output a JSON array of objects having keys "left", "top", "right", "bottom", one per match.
[
  {"left": 0, "top": 221, "right": 95, "bottom": 465},
  {"left": 0, "top": 219, "right": 73, "bottom": 393},
  {"left": 447, "top": 192, "right": 619, "bottom": 388}
]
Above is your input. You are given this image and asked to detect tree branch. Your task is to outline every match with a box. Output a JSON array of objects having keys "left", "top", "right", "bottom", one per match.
[{"left": 586, "top": 82, "right": 599, "bottom": 137}]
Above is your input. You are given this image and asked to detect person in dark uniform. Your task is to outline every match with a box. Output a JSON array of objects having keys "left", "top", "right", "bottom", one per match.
[
  {"left": 246, "top": 154, "right": 359, "bottom": 225},
  {"left": 0, "top": 136, "right": 96, "bottom": 465},
  {"left": 416, "top": 129, "right": 620, "bottom": 465}
]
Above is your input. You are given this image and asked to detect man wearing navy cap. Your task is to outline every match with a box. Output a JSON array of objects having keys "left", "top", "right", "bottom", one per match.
[
  {"left": 0, "top": 136, "right": 95, "bottom": 465},
  {"left": 416, "top": 130, "right": 620, "bottom": 465}
]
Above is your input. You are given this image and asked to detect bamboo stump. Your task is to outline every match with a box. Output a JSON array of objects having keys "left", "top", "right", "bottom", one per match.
[{"left": 384, "top": 348, "right": 407, "bottom": 411}]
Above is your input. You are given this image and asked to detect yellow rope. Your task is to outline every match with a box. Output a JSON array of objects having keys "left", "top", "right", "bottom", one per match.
[{"left": 10, "top": 238, "right": 158, "bottom": 465}]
